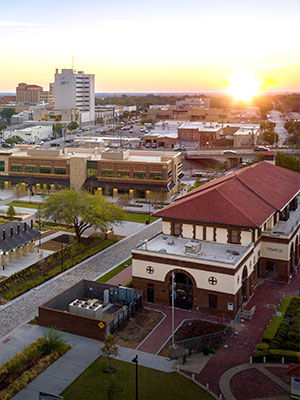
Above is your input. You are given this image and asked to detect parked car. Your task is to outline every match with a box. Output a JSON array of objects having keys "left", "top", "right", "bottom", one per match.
[
  {"left": 254, "top": 146, "right": 270, "bottom": 152},
  {"left": 222, "top": 150, "right": 237, "bottom": 155}
]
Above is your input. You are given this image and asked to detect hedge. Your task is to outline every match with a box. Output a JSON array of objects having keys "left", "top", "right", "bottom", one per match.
[
  {"left": 262, "top": 296, "right": 294, "bottom": 343},
  {"left": 253, "top": 349, "right": 300, "bottom": 363}
]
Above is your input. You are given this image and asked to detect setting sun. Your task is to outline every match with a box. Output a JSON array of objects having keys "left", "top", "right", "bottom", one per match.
[{"left": 227, "top": 71, "right": 261, "bottom": 102}]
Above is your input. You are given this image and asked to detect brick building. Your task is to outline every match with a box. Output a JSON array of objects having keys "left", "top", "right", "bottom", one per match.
[{"left": 132, "top": 162, "right": 300, "bottom": 318}]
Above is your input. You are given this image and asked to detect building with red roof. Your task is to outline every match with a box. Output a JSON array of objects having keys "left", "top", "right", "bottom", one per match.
[{"left": 132, "top": 162, "right": 300, "bottom": 318}]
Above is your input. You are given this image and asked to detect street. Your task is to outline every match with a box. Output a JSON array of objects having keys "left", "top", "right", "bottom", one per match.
[{"left": 268, "top": 110, "right": 288, "bottom": 146}]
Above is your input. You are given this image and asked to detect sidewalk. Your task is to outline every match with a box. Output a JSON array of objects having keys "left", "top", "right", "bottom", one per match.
[
  {"left": 193, "top": 271, "right": 300, "bottom": 399},
  {"left": 0, "top": 324, "right": 175, "bottom": 400}
]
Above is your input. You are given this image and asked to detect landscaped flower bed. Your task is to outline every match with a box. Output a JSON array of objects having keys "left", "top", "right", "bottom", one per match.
[
  {"left": 0, "top": 236, "right": 118, "bottom": 301},
  {"left": 0, "top": 330, "right": 71, "bottom": 400},
  {"left": 253, "top": 296, "right": 300, "bottom": 363}
]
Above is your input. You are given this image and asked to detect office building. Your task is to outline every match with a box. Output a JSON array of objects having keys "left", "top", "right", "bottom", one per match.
[{"left": 54, "top": 69, "right": 95, "bottom": 124}]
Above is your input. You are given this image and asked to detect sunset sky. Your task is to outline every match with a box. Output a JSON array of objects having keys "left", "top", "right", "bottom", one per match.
[{"left": 1, "top": 0, "right": 299, "bottom": 93}]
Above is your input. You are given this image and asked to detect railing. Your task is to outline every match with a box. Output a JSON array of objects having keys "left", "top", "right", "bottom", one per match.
[
  {"left": 169, "top": 323, "right": 233, "bottom": 359},
  {"left": 106, "top": 294, "right": 142, "bottom": 335}
]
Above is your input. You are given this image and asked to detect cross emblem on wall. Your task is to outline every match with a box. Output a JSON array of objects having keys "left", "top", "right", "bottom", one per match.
[
  {"left": 146, "top": 266, "right": 154, "bottom": 274},
  {"left": 208, "top": 276, "right": 217, "bottom": 285}
]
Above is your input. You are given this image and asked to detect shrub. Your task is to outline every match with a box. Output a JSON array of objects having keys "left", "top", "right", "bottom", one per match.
[
  {"left": 252, "top": 349, "right": 300, "bottom": 363},
  {"left": 257, "top": 342, "right": 269, "bottom": 350},
  {"left": 262, "top": 316, "right": 283, "bottom": 343}
]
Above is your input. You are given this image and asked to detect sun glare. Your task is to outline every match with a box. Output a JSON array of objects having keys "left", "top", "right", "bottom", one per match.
[{"left": 228, "top": 71, "right": 261, "bottom": 102}]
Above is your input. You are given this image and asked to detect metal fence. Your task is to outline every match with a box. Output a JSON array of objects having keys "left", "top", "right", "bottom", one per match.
[
  {"left": 106, "top": 294, "right": 142, "bottom": 335},
  {"left": 169, "top": 323, "right": 234, "bottom": 359}
]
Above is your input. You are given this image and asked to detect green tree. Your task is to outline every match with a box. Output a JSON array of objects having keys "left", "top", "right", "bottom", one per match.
[
  {"left": 42, "top": 189, "right": 124, "bottom": 241},
  {"left": 5, "top": 135, "right": 24, "bottom": 145},
  {"left": 263, "top": 130, "right": 278, "bottom": 145},
  {"left": 6, "top": 205, "right": 16, "bottom": 220},
  {"left": 67, "top": 121, "right": 79, "bottom": 131},
  {"left": 101, "top": 333, "right": 119, "bottom": 373},
  {"left": 53, "top": 123, "right": 64, "bottom": 137},
  {"left": 0, "top": 121, "right": 7, "bottom": 131},
  {"left": 0, "top": 108, "right": 16, "bottom": 125},
  {"left": 276, "top": 152, "right": 300, "bottom": 173}
]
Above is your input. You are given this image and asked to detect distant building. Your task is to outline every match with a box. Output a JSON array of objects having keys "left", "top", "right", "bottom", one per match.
[
  {"left": 40, "top": 83, "right": 54, "bottom": 103},
  {"left": 3, "top": 124, "right": 52, "bottom": 143},
  {"left": 123, "top": 105, "right": 137, "bottom": 113},
  {"left": 54, "top": 69, "right": 95, "bottom": 124},
  {"left": 16, "top": 83, "right": 43, "bottom": 104},
  {"left": 147, "top": 107, "right": 231, "bottom": 123},
  {"left": 2, "top": 96, "right": 16, "bottom": 104},
  {"left": 176, "top": 97, "right": 210, "bottom": 108}
]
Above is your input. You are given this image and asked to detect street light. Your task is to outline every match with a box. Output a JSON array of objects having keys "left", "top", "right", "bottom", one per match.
[{"left": 132, "top": 355, "right": 138, "bottom": 400}]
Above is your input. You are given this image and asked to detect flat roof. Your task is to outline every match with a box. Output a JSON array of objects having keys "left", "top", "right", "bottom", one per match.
[{"left": 136, "top": 234, "right": 250, "bottom": 265}]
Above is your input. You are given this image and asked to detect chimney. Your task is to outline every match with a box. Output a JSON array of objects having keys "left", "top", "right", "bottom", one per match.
[
  {"left": 24, "top": 222, "right": 27, "bottom": 232},
  {"left": 2, "top": 230, "right": 5, "bottom": 240},
  {"left": 30, "top": 220, "right": 33, "bottom": 229},
  {"left": 10, "top": 226, "right": 13, "bottom": 237},
  {"left": 17, "top": 224, "right": 20, "bottom": 234}
]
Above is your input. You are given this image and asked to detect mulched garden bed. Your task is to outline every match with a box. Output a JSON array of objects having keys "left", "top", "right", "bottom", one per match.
[{"left": 0, "top": 236, "right": 118, "bottom": 302}]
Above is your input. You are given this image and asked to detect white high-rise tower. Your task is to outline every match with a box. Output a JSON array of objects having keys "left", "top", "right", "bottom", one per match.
[{"left": 54, "top": 68, "right": 95, "bottom": 124}]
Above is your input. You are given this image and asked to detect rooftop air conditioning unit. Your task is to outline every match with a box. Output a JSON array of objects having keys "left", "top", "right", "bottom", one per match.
[{"left": 185, "top": 241, "right": 201, "bottom": 254}]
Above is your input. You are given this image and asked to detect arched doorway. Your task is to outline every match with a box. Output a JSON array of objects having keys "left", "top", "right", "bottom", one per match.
[
  {"left": 169, "top": 272, "right": 193, "bottom": 310},
  {"left": 242, "top": 266, "right": 248, "bottom": 303}
]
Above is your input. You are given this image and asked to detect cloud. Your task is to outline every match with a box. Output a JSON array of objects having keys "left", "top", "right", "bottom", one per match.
[
  {"left": 258, "top": 61, "right": 300, "bottom": 70},
  {"left": 0, "top": 21, "right": 51, "bottom": 27}
]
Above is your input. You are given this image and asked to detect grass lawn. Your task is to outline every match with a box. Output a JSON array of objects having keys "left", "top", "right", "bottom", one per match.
[
  {"left": 7, "top": 201, "right": 41, "bottom": 209},
  {"left": 123, "top": 212, "right": 158, "bottom": 224},
  {"left": 61, "top": 357, "right": 213, "bottom": 400},
  {"left": 97, "top": 258, "right": 132, "bottom": 282}
]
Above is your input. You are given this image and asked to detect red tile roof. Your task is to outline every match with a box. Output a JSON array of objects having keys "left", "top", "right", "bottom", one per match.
[
  {"left": 287, "top": 364, "right": 300, "bottom": 377},
  {"left": 154, "top": 162, "right": 300, "bottom": 228}
]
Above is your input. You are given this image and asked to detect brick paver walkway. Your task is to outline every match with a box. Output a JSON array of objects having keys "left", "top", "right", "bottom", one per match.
[
  {"left": 106, "top": 265, "right": 132, "bottom": 286},
  {"left": 138, "top": 303, "right": 220, "bottom": 354},
  {"left": 191, "top": 270, "right": 300, "bottom": 399},
  {"left": 0, "top": 220, "right": 161, "bottom": 339}
]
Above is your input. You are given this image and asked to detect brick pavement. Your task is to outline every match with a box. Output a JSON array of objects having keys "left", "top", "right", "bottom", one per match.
[
  {"left": 193, "top": 270, "right": 300, "bottom": 399},
  {"left": 106, "top": 265, "right": 132, "bottom": 286},
  {"left": 137, "top": 303, "right": 220, "bottom": 354},
  {"left": 0, "top": 220, "right": 161, "bottom": 339}
]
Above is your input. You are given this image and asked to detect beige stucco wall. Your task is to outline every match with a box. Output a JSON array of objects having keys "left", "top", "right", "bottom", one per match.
[
  {"left": 182, "top": 224, "right": 193, "bottom": 238},
  {"left": 241, "top": 231, "right": 252, "bottom": 246},
  {"left": 195, "top": 226, "right": 203, "bottom": 240},
  {"left": 132, "top": 257, "right": 236, "bottom": 294},
  {"left": 216, "top": 228, "right": 227, "bottom": 244},
  {"left": 206, "top": 227, "right": 214, "bottom": 241},
  {"left": 261, "top": 241, "right": 289, "bottom": 261},
  {"left": 69, "top": 157, "right": 88, "bottom": 190},
  {"left": 162, "top": 221, "right": 171, "bottom": 235}
]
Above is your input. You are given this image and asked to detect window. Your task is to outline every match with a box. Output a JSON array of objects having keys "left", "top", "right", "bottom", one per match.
[
  {"left": 54, "top": 167, "right": 66, "bottom": 175},
  {"left": 102, "top": 170, "right": 114, "bottom": 177},
  {"left": 87, "top": 160, "right": 98, "bottom": 177},
  {"left": 134, "top": 171, "right": 146, "bottom": 179},
  {"left": 229, "top": 230, "right": 240, "bottom": 244},
  {"left": 0, "top": 161, "right": 4, "bottom": 172},
  {"left": 11, "top": 165, "right": 22, "bottom": 172},
  {"left": 117, "top": 170, "right": 130, "bottom": 178},
  {"left": 25, "top": 165, "right": 37, "bottom": 173},
  {"left": 209, "top": 294, "right": 218, "bottom": 309},
  {"left": 173, "top": 222, "right": 182, "bottom": 236},
  {"left": 40, "top": 166, "right": 51, "bottom": 174},
  {"left": 150, "top": 172, "right": 163, "bottom": 180}
]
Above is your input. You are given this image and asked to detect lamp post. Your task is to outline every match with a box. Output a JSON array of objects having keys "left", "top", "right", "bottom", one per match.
[
  {"left": 61, "top": 242, "right": 64, "bottom": 272},
  {"left": 132, "top": 355, "right": 138, "bottom": 400}
]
